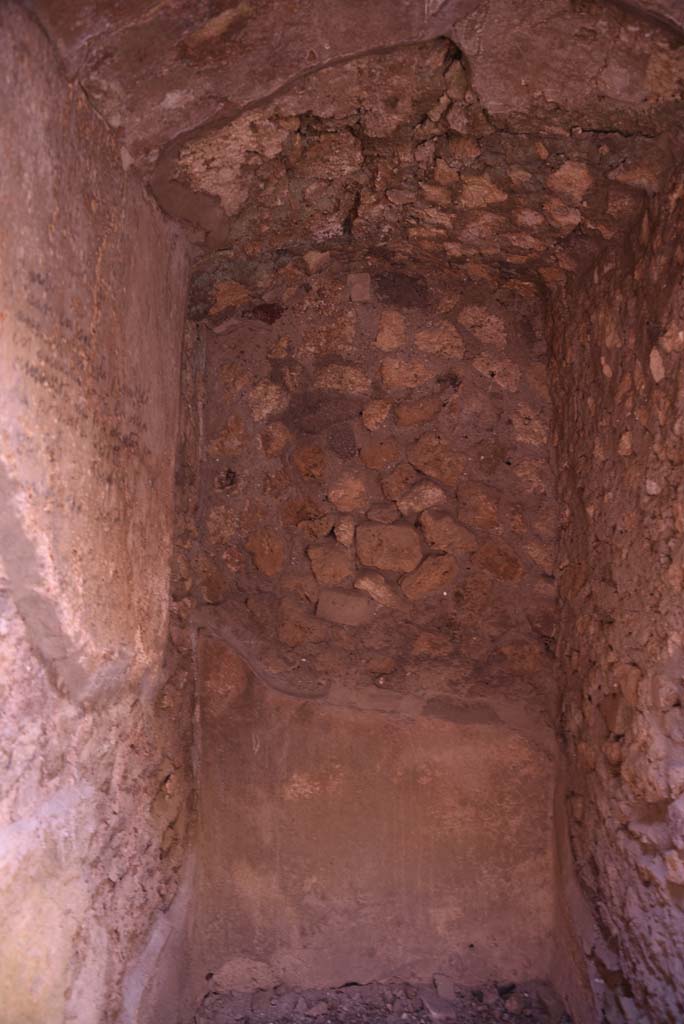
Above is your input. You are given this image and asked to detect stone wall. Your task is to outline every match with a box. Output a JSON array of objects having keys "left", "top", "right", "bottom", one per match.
[
  {"left": 187, "top": 252, "right": 559, "bottom": 1003},
  {"left": 0, "top": 6, "right": 191, "bottom": 1022},
  {"left": 549, "top": 169, "right": 684, "bottom": 1023}
]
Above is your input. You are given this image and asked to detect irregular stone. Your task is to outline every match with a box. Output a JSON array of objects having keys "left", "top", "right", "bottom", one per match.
[
  {"left": 360, "top": 435, "right": 402, "bottom": 470},
  {"left": 512, "top": 405, "right": 547, "bottom": 445},
  {"left": 303, "top": 250, "right": 330, "bottom": 273},
  {"left": 210, "top": 279, "right": 250, "bottom": 314},
  {"left": 374, "top": 309, "right": 406, "bottom": 351},
  {"left": 248, "top": 380, "right": 290, "bottom": 421},
  {"left": 348, "top": 272, "right": 371, "bottom": 302},
  {"left": 315, "top": 364, "right": 370, "bottom": 394},
  {"left": 476, "top": 542, "right": 523, "bottom": 581},
  {"left": 420, "top": 511, "right": 477, "bottom": 555},
  {"left": 246, "top": 527, "right": 286, "bottom": 576},
  {"left": 307, "top": 540, "right": 354, "bottom": 586},
  {"left": 382, "top": 463, "right": 419, "bottom": 500},
  {"left": 328, "top": 472, "right": 370, "bottom": 512},
  {"left": 400, "top": 554, "right": 457, "bottom": 600},
  {"left": 413, "top": 633, "right": 454, "bottom": 658},
  {"left": 293, "top": 444, "right": 326, "bottom": 478},
  {"left": 367, "top": 654, "right": 397, "bottom": 674},
  {"left": 472, "top": 354, "right": 520, "bottom": 391},
  {"left": 208, "top": 413, "right": 246, "bottom": 455},
  {"left": 317, "top": 588, "right": 374, "bottom": 626},
  {"left": 380, "top": 356, "right": 433, "bottom": 390},
  {"left": 282, "top": 571, "right": 319, "bottom": 604},
  {"left": 284, "top": 497, "right": 335, "bottom": 539},
  {"left": 394, "top": 394, "right": 443, "bottom": 427},
  {"left": 456, "top": 484, "right": 499, "bottom": 530},
  {"left": 547, "top": 160, "right": 593, "bottom": 202},
  {"left": 356, "top": 523, "right": 423, "bottom": 573},
  {"left": 362, "top": 398, "right": 391, "bottom": 430},
  {"left": 279, "top": 596, "right": 329, "bottom": 646},
  {"left": 260, "top": 421, "right": 291, "bottom": 457},
  {"left": 355, "top": 573, "right": 405, "bottom": 610},
  {"left": 649, "top": 346, "right": 665, "bottom": 382},
  {"left": 415, "top": 322, "right": 465, "bottom": 358},
  {"left": 408, "top": 433, "right": 464, "bottom": 486},
  {"left": 334, "top": 517, "right": 355, "bottom": 547},
  {"left": 367, "top": 504, "right": 401, "bottom": 523},
  {"left": 397, "top": 481, "right": 447, "bottom": 519},
  {"left": 460, "top": 175, "right": 508, "bottom": 207},
  {"left": 458, "top": 306, "right": 507, "bottom": 349}
]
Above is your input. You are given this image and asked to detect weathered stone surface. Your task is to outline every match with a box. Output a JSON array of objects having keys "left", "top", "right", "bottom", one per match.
[
  {"left": 374, "top": 309, "right": 406, "bottom": 351},
  {"left": 420, "top": 512, "right": 477, "bottom": 555},
  {"left": 359, "top": 435, "right": 402, "bottom": 470},
  {"left": 397, "top": 481, "right": 448, "bottom": 519},
  {"left": 408, "top": 434, "right": 464, "bottom": 486},
  {"left": 354, "top": 573, "right": 405, "bottom": 610},
  {"left": 415, "top": 322, "right": 465, "bottom": 358},
  {"left": 316, "top": 588, "right": 373, "bottom": 626},
  {"left": 315, "top": 365, "right": 370, "bottom": 395},
  {"left": 401, "top": 555, "right": 458, "bottom": 600},
  {"left": 246, "top": 528, "right": 287, "bottom": 576},
  {"left": 395, "top": 395, "right": 443, "bottom": 427},
  {"left": 307, "top": 541, "right": 354, "bottom": 586},
  {"left": 381, "top": 357, "right": 433, "bottom": 390},
  {"left": 362, "top": 399, "right": 391, "bottom": 430},
  {"left": 476, "top": 542, "right": 523, "bottom": 582},
  {"left": 328, "top": 473, "right": 370, "bottom": 512},
  {"left": 382, "top": 463, "right": 420, "bottom": 500},
  {"left": 356, "top": 524, "right": 423, "bottom": 574}
]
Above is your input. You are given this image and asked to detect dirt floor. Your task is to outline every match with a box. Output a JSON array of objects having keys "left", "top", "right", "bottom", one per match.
[{"left": 194, "top": 978, "right": 571, "bottom": 1024}]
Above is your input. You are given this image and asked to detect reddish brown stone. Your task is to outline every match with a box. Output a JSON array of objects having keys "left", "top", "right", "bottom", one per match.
[
  {"left": 457, "top": 484, "right": 499, "bottom": 530},
  {"left": 354, "top": 573, "right": 405, "bottom": 610},
  {"left": 476, "top": 542, "right": 523, "bottom": 581},
  {"left": 394, "top": 395, "right": 443, "bottom": 427},
  {"left": 400, "top": 554, "right": 457, "bottom": 600},
  {"left": 420, "top": 511, "right": 477, "bottom": 555},
  {"left": 246, "top": 527, "right": 286, "bottom": 576},
  {"left": 380, "top": 356, "right": 433, "bottom": 390},
  {"left": 382, "top": 463, "right": 419, "bottom": 500},
  {"left": 408, "top": 433, "right": 464, "bottom": 486},
  {"left": 362, "top": 399, "right": 391, "bottom": 430},
  {"left": 328, "top": 472, "right": 370, "bottom": 513},
  {"left": 316, "top": 588, "right": 374, "bottom": 626},
  {"left": 293, "top": 443, "right": 326, "bottom": 479},
  {"left": 359, "top": 435, "right": 402, "bottom": 470},
  {"left": 415, "top": 322, "right": 465, "bottom": 357},
  {"left": 334, "top": 517, "right": 355, "bottom": 547},
  {"left": 279, "top": 596, "right": 330, "bottom": 646},
  {"left": 374, "top": 308, "right": 406, "bottom": 351},
  {"left": 307, "top": 540, "right": 354, "bottom": 586},
  {"left": 261, "top": 421, "right": 292, "bottom": 457},
  {"left": 366, "top": 504, "right": 401, "bottom": 524},
  {"left": 396, "top": 481, "right": 447, "bottom": 519},
  {"left": 356, "top": 523, "right": 423, "bottom": 573},
  {"left": 412, "top": 632, "right": 454, "bottom": 657},
  {"left": 315, "top": 364, "right": 370, "bottom": 395}
]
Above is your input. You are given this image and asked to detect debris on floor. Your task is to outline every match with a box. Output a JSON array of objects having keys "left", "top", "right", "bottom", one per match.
[{"left": 194, "top": 977, "right": 570, "bottom": 1024}]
